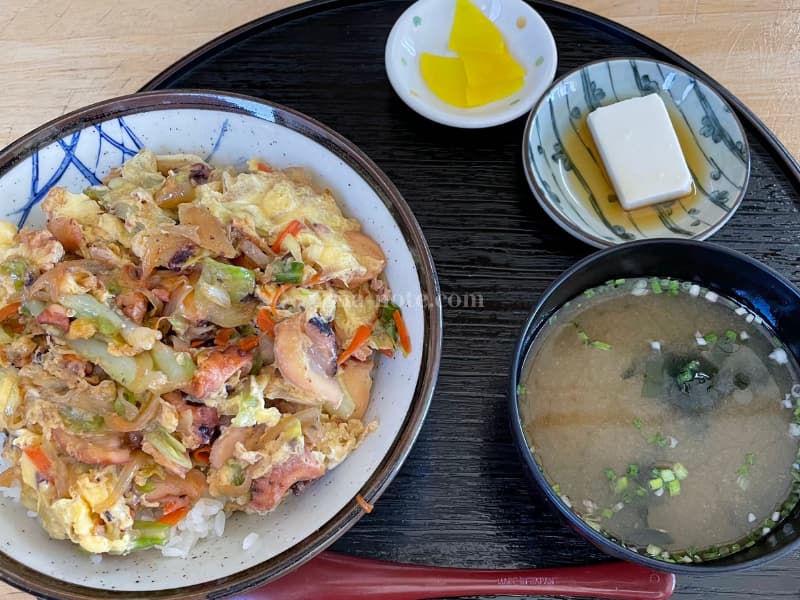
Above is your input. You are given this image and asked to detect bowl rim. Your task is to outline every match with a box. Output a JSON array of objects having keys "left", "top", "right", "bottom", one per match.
[
  {"left": 508, "top": 238, "right": 800, "bottom": 574},
  {"left": 521, "top": 56, "right": 752, "bottom": 248},
  {"left": 384, "top": 0, "right": 558, "bottom": 129},
  {"left": 0, "top": 89, "right": 443, "bottom": 599}
]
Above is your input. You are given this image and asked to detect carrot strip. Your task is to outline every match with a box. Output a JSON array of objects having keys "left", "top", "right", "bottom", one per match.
[
  {"left": 337, "top": 324, "right": 372, "bottom": 366},
  {"left": 191, "top": 445, "right": 211, "bottom": 465},
  {"left": 393, "top": 310, "right": 412, "bottom": 356},
  {"left": 256, "top": 161, "right": 272, "bottom": 173},
  {"left": 214, "top": 328, "right": 234, "bottom": 346},
  {"left": 270, "top": 283, "right": 292, "bottom": 317},
  {"left": 378, "top": 349, "right": 394, "bottom": 358},
  {"left": 190, "top": 339, "right": 206, "bottom": 348},
  {"left": 256, "top": 307, "right": 275, "bottom": 335},
  {"left": 355, "top": 494, "right": 374, "bottom": 514},
  {"left": 270, "top": 219, "right": 304, "bottom": 254},
  {"left": 157, "top": 505, "right": 190, "bottom": 526},
  {"left": 235, "top": 335, "right": 260, "bottom": 352},
  {"left": 305, "top": 272, "right": 323, "bottom": 286},
  {"left": 0, "top": 302, "right": 21, "bottom": 322},
  {"left": 22, "top": 446, "right": 51, "bottom": 478}
]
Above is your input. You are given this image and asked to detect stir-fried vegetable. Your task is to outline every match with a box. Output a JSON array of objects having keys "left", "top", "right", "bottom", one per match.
[{"left": 0, "top": 150, "right": 394, "bottom": 556}]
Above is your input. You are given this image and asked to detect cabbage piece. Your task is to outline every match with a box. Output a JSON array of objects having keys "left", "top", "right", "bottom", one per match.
[{"left": 230, "top": 377, "right": 281, "bottom": 428}]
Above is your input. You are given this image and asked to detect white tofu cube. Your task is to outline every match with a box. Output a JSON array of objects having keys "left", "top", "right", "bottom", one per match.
[{"left": 587, "top": 94, "right": 692, "bottom": 211}]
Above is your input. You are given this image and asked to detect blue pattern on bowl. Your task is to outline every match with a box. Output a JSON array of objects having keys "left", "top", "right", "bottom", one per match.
[{"left": 522, "top": 58, "right": 751, "bottom": 248}]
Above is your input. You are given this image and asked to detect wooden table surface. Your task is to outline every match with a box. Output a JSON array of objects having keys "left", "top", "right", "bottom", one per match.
[{"left": 1, "top": 1, "right": 799, "bottom": 599}]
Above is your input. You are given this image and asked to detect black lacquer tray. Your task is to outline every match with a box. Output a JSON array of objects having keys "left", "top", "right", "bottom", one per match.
[{"left": 144, "top": 1, "right": 800, "bottom": 597}]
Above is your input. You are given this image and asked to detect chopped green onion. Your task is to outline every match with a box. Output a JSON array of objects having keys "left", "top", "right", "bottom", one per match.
[
  {"left": 583, "top": 289, "right": 595, "bottom": 298},
  {"left": 745, "top": 453, "right": 755, "bottom": 466},
  {"left": 627, "top": 464, "right": 640, "bottom": 477},
  {"left": 0, "top": 259, "right": 31, "bottom": 291},
  {"left": 725, "top": 330, "right": 738, "bottom": 341},
  {"left": 273, "top": 260, "right": 305, "bottom": 284},
  {"left": 590, "top": 340, "right": 612, "bottom": 351},
  {"left": 635, "top": 486, "right": 648, "bottom": 497},
  {"left": 573, "top": 323, "right": 590, "bottom": 343},
  {"left": 199, "top": 257, "right": 256, "bottom": 304},
  {"left": 136, "top": 480, "right": 155, "bottom": 493},
  {"left": 551, "top": 484, "right": 561, "bottom": 495},
  {"left": 703, "top": 332, "right": 718, "bottom": 343},
  {"left": 601, "top": 508, "right": 614, "bottom": 519},
  {"left": 649, "top": 477, "right": 663, "bottom": 491},
  {"left": 650, "top": 278, "right": 662, "bottom": 294},
  {"left": 516, "top": 384, "right": 526, "bottom": 396},
  {"left": 668, "top": 280, "right": 680, "bottom": 296},
  {"left": 646, "top": 544, "right": 662, "bottom": 556},
  {"left": 667, "top": 479, "right": 681, "bottom": 496},
  {"left": 614, "top": 476, "right": 629, "bottom": 494},
  {"left": 648, "top": 432, "right": 669, "bottom": 448},
  {"left": 660, "top": 469, "right": 676, "bottom": 483},
  {"left": 737, "top": 465, "right": 749, "bottom": 476},
  {"left": 676, "top": 360, "right": 701, "bottom": 386},
  {"left": 614, "top": 279, "right": 626, "bottom": 286},
  {"left": 603, "top": 468, "right": 617, "bottom": 482},
  {"left": 632, "top": 418, "right": 642, "bottom": 430},
  {"left": 673, "top": 463, "right": 688, "bottom": 481}
]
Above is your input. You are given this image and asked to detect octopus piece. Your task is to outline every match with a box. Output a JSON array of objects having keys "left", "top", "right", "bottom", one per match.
[
  {"left": 188, "top": 346, "right": 253, "bottom": 400},
  {"left": 274, "top": 312, "right": 343, "bottom": 408},
  {"left": 115, "top": 291, "right": 148, "bottom": 324},
  {"left": 164, "top": 392, "right": 220, "bottom": 450},
  {"left": 248, "top": 447, "right": 325, "bottom": 512},
  {"left": 338, "top": 359, "right": 373, "bottom": 420}
]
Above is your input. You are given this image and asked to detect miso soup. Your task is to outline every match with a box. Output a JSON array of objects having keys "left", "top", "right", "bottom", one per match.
[{"left": 518, "top": 278, "right": 800, "bottom": 564}]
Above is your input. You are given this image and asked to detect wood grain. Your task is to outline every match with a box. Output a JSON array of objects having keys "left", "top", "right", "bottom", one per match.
[{"left": 1, "top": 1, "right": 800, "bottom": 600}]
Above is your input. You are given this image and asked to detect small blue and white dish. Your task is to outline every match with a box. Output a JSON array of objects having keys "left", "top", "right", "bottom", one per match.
[{"left": 522, "top": 57, "right": 751, "bottom": 248}]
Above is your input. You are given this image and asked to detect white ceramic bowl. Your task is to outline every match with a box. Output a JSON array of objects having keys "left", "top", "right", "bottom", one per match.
[
  {"left": 385, "top": 0, "right": 557, "bottom": 128},
  {"left": 522, "top": 57, "right": 751, "bottom": 248},
  {"left": 0, "top": 90, "right": 442, "bottom": 599}
]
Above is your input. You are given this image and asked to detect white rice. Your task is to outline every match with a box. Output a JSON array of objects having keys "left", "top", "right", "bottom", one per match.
[
  {"left": 689, "top": 284, "right": 700, "bottom": 297},
  {"left": 160, "top": 498, "right": 226, "bottom": 559},
  {"left": 242, "top": 532, "right": 260, "bottom": 551},
  {"left": 704, "top": 291, "right": 719, "bottom": 302},
  {"left": 747, "top": 513, "right": 757, "bottom": 523},
  {"left": 650, "top": 341, "right": 661, "bottom": 351}
]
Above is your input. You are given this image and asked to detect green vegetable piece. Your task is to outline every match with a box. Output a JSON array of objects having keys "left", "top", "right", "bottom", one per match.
[
  {"left": 650, "top": 278, "right": 662, "bottom": 294},
  {"left": 590, "top": 340, "right": 612, "bottom": 351},
  {"left": 703, "top": 332, "right": 718, "bottom": 343},
  {"left": 635, "top": 486, "right": 648, "bottom": 497},
  {"left": 200, "top": 257, "right": 256, "bottom": 304},
  {"left": 667, "top": 479, "right": 681, "bottom": 496},
  {"left": 660, "top": 469, "right": 676, "bottom": 483},
  {"left": 673, "top": 463, "right": 688, "bottom": 481},
  {"left": 129, "top": 520, "right": 171, "bottom": 551},
  {"left": 21, "top": 300, "right": 45, "bottom": 318},
  {"left": 583, "top": 289, "right": 595, "bottom": 298},
  {"left": 59, "top": 406, "right": 104, "bottom": 433},
  {"left": 725, "top": 330, "right": 738, "bottom": 341},
  {"left": 143, "top": 426, "right": 192, "bottom": 472},
  {"left": 136, "top": 480, "right": 155, "bottom": 494},
  {"left": 151, "top": 341, "right": 196, "bottom": 389},
  {"left": 614, "top": 476, "right": 629, "bottom": 494},
  {"left": 60, "top": 294, "right": 123, "bottom": 335},
  {"left": 601, "top": 508, "right": 614, "bottom": 519},
  {"left": 737, "top": 465, "right": 749, "bottom": 476},
  {"left": 649, "top": 477, "right": 663, "bottom": 491},
  {"left": 603, "top": 468, "right": 617, "bottom": 482},
  {"left": 516, "top": 384, "right": 526, "bottom": 396},
  {"left": 226, "top": 461, "right": 246, "bottom": 487},
  {"left": 551, "top": 484, "right": 560, "bottom": 495},
  {"left": 380, "top": 302, "right": 401, "bottom": 341},
  {"left": 627, "top": 464, "right": 640, "bottom": 477},
  {"left": 273, "top": 260, "right": 305, "bottom": 284},
  {"left": 632, "top": 418, "right": 642, "bottom": 430},
  {"left": 745, "top": 453, "right": 755, "bottom": 466}
]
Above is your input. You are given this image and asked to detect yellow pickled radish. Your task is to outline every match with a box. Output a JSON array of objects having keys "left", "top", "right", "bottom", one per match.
[
  {"left": 460, "top": 51, "right": 525, "bottom": 88},
  {"left": 448, "top": 0, "right": 505, "bottom": 54},
  {"left": 419, "top": 0, "right": 527, "bottom": 109},
  {"left": 420, "top": 53, "right": 470, "bottom": 108},
  {"left": 465, "top": 76, "right": 523, "bottom": 107}
]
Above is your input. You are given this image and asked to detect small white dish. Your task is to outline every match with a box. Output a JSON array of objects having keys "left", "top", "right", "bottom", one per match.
[{"left": 385, "top": 0, "right": 557, "bottom": 128}]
